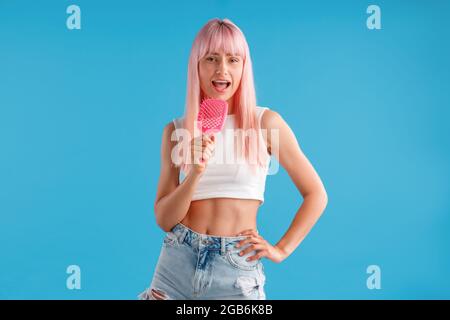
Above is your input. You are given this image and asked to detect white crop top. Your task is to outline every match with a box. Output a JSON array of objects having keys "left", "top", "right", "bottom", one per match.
[{"left": 172, "top": 106, "right": 271, "bottom": 206}]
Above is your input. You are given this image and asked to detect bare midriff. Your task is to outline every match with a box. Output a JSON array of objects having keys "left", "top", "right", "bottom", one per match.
[{"left": 180, "top": 198, "right": 261, "bottom": 237}]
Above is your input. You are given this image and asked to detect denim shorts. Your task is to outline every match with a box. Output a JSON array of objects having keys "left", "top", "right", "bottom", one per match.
[{"left": 139, "top": 222, "right": 266, "bottom": 300}]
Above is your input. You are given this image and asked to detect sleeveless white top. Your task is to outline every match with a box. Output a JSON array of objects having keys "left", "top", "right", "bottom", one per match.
[{"left": 172, "top": 106, "right": 271, "bottom": 206}]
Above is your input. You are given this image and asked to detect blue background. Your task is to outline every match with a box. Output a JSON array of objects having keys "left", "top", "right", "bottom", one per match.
[{"left": 1, "top": 0, "right": 449, "bottom": 299}]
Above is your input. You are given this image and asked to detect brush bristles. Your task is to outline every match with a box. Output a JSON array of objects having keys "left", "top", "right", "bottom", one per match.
[{"left": 197, "top": 98, "right": 228, "bottom": 133}]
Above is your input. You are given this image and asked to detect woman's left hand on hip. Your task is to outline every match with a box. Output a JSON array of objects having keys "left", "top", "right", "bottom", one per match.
[{"left": 235, "top": 229, "right": 287, "bottom": 263}]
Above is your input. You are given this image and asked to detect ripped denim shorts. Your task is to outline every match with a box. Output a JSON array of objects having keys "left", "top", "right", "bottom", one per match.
[{"left": 139, "top": 222, "right": 266, "bottom": 300}]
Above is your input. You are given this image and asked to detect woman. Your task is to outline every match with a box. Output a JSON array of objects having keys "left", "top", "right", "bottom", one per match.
[{"left": 140, "top": 18, "right": 328, "bottom": 300}]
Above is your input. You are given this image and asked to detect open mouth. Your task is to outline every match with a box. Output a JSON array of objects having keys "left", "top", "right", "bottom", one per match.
[{"left": 212, "top": 80, "right": 231, "bottom": 92}]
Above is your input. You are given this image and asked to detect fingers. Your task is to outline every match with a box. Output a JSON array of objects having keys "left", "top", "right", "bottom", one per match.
[
  {"left": 193, "top": 134, "right": 215, "bottom": 145},
  {"left": 237, "top": 243, "right": 266, "bottom": 257},
  {"left": 191, "top": 135, "right": 215, "bottom": 154},
  {"left": 233, "top": 228, "right": 267, "bottom": 261},
  {"left": 204, "top": 133, "right": 215, "bottom": 143},
  {"left": 201, "top": 149, "right": 213, "bottom": 161},
  {"left": 191, "top": 147, "right": 213, "bottom": 163},
  {"left": 200, "top": 139, "right": 214, "bottom": 148},
  {"left": 246, "top": 250, "right": 266, "bottom": 262},
  {"left": 236, "top": 235, "right": 262, "bottom": 248},
  {"left": 192, "top": 144, "right": 214, "bottom": 154},
  {"left": 191, "top": 140, "right": 214, "bottom": 150},
  {"left": 190, "top": 134, "right": 216, "bottom": 164}
]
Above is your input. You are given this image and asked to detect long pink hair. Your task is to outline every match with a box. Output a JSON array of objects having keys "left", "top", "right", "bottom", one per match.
[{"left": 180, "top": 18, "right": 268, "bottom": 174}]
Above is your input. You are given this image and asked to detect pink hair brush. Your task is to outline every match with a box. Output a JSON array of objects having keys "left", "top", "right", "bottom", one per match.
[
  {"left": 195, "top": 98, "right": 228, "bottom": 163},
  {"left": 197, "top": 98, "right": 228, "bottom": 135}
]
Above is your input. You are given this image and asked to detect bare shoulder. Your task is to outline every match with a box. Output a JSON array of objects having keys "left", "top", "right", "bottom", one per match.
[
  {"left": 162, "top": 121, "right": 176, "bottom": 137},
  {"left": 161, "top": 121, "right": 180, "bottom": 172},
  {"left": 260, "top": 108, "right": 288, "bottom": 154},
  {"left": 261, "top": 108, "right": 284, "bottom": 131},
  {"left": 162, "top": 120, "right": 181, "bottom": 147}
]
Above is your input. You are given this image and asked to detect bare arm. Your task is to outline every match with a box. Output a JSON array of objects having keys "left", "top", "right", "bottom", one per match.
[
  {"left": 262, "top": 110, "right": 328, "bottom": 258},
  {"left": 153, "top": 122, "right": 197, "bottom": 232},
  {"left": 153, "top": 122, "right": 214, "bottom": 232}
]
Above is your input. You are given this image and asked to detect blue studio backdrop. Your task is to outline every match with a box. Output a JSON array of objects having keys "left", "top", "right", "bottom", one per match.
[{"left": 1, "top": 0, "right": 449, "bottom": 299}]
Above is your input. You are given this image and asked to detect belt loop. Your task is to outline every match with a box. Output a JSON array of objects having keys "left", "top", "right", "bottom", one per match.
[
  {"left": 178, "top": 224, "right": 188, "bottom": 245},
  {"left": 221, "top": 238, "right": 226, "bottom": 256}
]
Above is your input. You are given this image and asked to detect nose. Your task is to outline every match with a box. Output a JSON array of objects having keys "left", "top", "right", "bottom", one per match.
[{"left": 215, "top": 60, "right": 228, "bottom": 75}]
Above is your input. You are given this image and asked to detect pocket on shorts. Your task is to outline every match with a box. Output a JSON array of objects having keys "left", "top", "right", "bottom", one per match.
[
  {"left": 163, "top": 231, "right": 178, "bottom": 247},
  {"left": 225, "top": 246, "right": 260, "bottom": 271}
]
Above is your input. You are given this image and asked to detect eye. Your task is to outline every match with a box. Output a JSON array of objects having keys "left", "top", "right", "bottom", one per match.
[
  {"left": 230, "top": 57, "right": 240, "bottom": 63},
  {"left": 205, "top": 56, "right": 215, "bottom": 62}
]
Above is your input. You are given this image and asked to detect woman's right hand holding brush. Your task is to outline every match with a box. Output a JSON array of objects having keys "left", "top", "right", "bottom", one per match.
[{"left": 189, "top": 133, "right": 216, "bottom": 176}]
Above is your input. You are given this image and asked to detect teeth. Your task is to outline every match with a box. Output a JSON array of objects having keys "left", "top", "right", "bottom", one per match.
[{"left": 212, "top": 80, "right": 230, "bottom": 91}]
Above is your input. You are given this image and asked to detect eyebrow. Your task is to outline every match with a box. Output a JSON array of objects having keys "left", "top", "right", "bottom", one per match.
[{"left": 209, "top": 52, "right": 239, "bottom": 57}]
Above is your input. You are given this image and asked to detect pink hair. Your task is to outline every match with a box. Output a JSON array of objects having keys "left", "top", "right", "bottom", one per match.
[{"left": 180, "top": 18, "right": 268, "bottom": 174}]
